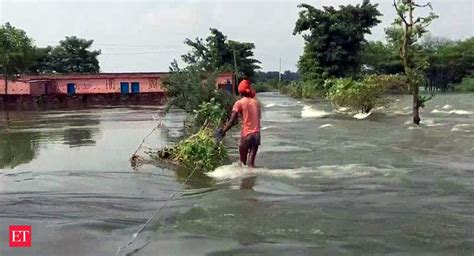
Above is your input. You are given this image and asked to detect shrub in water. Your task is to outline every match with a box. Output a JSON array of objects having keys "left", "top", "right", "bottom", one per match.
[{"left": 328, "top": 75, "right": 393, "bottom": 113}]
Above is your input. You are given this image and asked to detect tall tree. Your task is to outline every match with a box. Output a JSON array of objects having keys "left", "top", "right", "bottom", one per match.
[
  {"left": 393, "top": 0, "right": 438, "bottom": 124},
  {"left": 0, "top": 22, "right": 34, "bottom": 94},
  {"left": 181, "top": 28, "right": 260, "bottom": 77},
  {"left": 227, "top": 40, "right": 260, "bottom": 78},
  {"left": 49, "top": 36, "right": 101, "bottom": 73},
  {"left": 293, "top": 1, "right": 381, "bottom": 81}
]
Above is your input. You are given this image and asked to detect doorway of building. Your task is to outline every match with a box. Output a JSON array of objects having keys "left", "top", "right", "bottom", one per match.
[{"left": 120, "top": 82, "right": 129, "bottom": 95}]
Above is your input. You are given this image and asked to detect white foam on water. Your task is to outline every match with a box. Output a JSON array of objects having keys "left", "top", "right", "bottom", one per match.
[
  {"left": 260, "top": 126, "right": 274, "bottom": 131},
  {"left": 353, "top": 112, "right": 372, "bottom": 120},
  {"left": 451, "top": 124, "right": 474, "bottom": 133},
  {"left": 265, "top": 103, "right": 276, "bottom": 108},
  {"left": 431, "top": 109, "right": 473, "bottom": 115},
  {"left": 207, "top": 163, "right": 312, "bottom": 180},
  {"left": 422, "top": 119, "right": 445, "bottom": 127},
  {"left": 442, "top": 104, "right": 452, "bottom": 109},
  {"left": 319, "top": 124, "right": 334, "bottom": 129},
  {"left": 207, "top": 163, "right": 406, "bottom": 181},
  {"left": 313, "top": 164, "right": 407, "bottom": 179},
  {"left": 260, "top": 145, "right": 313, "bottom": 153},
  {"left": 393, "top": 110, "right": 411, "bottom": 116},
  {"left": 335, "top": 107, "right": 350, "bottom": 113},
  {"left": 301, "top": 105, "right": 331, "bottom": 118}
]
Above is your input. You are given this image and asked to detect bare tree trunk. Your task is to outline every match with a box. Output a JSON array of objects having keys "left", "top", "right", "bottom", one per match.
[
  {"left": 401, "top": 0, "right": 421, "bottom": 125},
  {"left": 413, "top": 86, "right": 421, "bottom": 124}
]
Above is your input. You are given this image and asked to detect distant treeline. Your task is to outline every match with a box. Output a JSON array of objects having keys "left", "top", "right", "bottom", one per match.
[
  {"left": 255, "top": 70, "right": 299, "bottom": 83},
  {"left": 361, "top": 36, "right": 474, "bottom": 92}
]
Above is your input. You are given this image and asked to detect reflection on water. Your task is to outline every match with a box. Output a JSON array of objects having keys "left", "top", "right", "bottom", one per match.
[
  {"left": 63, "top": 128, "right": 98, "bottom": 148},
  {"left": 1, "top": 93, "right": 473, "bottom": 256},
  {"left": 0, "top": 132, "right": 39, "bottom": 168}
]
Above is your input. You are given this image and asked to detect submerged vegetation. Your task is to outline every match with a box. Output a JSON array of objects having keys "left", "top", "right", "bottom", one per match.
[
  {"left": 155, "top": 98, "right": 231, "bottom": 171},
  {"left": 328, "top": 76, "right": 394, "bottom": 113},
  {"left": 455, "top": 77, "right": 474, "bottom": 92}
]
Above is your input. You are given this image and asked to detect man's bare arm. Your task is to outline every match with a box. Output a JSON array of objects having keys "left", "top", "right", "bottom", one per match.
[{"left": 221, "top": 111, "right": 239, "bottom": 136}]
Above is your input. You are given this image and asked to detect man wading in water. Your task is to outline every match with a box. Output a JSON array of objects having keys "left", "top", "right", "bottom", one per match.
[{"left": 219, "top": 75, "right": 261, "bottom": 168}]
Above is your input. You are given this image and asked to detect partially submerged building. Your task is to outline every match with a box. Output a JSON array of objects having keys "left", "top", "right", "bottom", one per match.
[{"left": 0, "top": 72, "right": 235, "bottom": 100}]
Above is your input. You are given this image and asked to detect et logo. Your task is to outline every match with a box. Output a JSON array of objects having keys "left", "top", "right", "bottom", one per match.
[{"left": 9, "top": 225, "right": 32, "bottom": 247}]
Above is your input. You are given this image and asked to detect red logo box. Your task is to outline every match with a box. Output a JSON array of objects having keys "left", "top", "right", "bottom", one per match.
[{"left": 9, "top": 225, "right": 32, "bottom": 247}]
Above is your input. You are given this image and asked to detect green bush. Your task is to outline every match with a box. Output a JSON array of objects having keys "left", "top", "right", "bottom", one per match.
[
  {"left": 455, "top": 77, "right": 474, "bottom": 92},
  {"left": 280, "top": 80, "right": 325, "bottom": 99},
  {"left": 328, "top": 75, "right": 392, "bottom": 113},
  {"left": 375, "top": 74, "right": 410, "bottom": 93},
  {"left": 162, "top": 66, "right": 222, "bottom": 113},
  {"left": 288, "top": 81, "right": 303, "bottom": 98},
  {"left": 253, "top": 82, "right": 271, "bottom": 93}
]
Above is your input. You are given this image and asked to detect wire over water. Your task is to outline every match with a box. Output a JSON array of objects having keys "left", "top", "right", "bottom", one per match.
[
  {"left": 117, "top": 117, "right": 198, "bottom": 256},
  {"left": 115, "top": 167, "right": 198, "bottom": 256}
]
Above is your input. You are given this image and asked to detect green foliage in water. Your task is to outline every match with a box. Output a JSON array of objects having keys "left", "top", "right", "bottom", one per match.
[
  {"left": 328, "top": 75, "right": 394, "bottom": 113},
  {"left": 157, "top": 99, "right": 231, "bottom": 172},
  {"left": 279, "top": 80, "right": 326, "bottom": 99},
  {"left": 454, "top": 77, "right": 474, "bottom": 92},
  {"left": 171, "top": 126, "right": 228, "bottom": 172}
]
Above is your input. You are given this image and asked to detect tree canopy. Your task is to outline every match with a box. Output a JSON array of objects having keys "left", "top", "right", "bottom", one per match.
[
  {"left": 0, "top": 22, "right": 34, "bottom": 92},
  {"left": 181, "top": 28, "right": 260, "bottom": 77},
  {"left": 25, "top": 36, "right": 101, "bottom": 74},
  {"left": 293, "top": 1, "right": 381, "bottom": 81}
]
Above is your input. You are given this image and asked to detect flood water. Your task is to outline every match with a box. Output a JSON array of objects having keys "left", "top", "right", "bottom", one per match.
[{"left": 0, "top": 92, "right": 473, "bottom": 255}]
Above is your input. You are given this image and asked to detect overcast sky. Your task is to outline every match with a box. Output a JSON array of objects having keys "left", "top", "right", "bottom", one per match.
[{"left": 0, "top": 0, "right": 472, "bottom": 72}]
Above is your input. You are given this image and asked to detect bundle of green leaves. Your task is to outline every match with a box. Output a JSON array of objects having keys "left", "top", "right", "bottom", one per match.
[
  {"left": 193, "top": 98, "right": 227, "bottom": 128},
  {"left": 171, "top": 126, "right": 228, "bottom": 172}
]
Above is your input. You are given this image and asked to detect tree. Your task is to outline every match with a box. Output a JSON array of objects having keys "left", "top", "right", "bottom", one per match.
[
  {"left": 360, "top": 41, "right": 403, "bottom": 74},
  {"left": 181, "top": 28, "right": 260, "bottom": 77},
  {"left": 49, "top": 36, "right": 101, "bottom": 73},
  {"left": 293, "top": 1, "right": 381, "bottom": 81},
  {"left": 26, "top": 46, "right": 54, "bottom": 74},
  {"left": 393, "top": 0, "right": 438, "bottom": 124},
  {"left": 0, "top": 22, "right": 34, "bottom": 94},
  {"left": 422, "top": 36, "right": 474, "bottom": 91}
]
